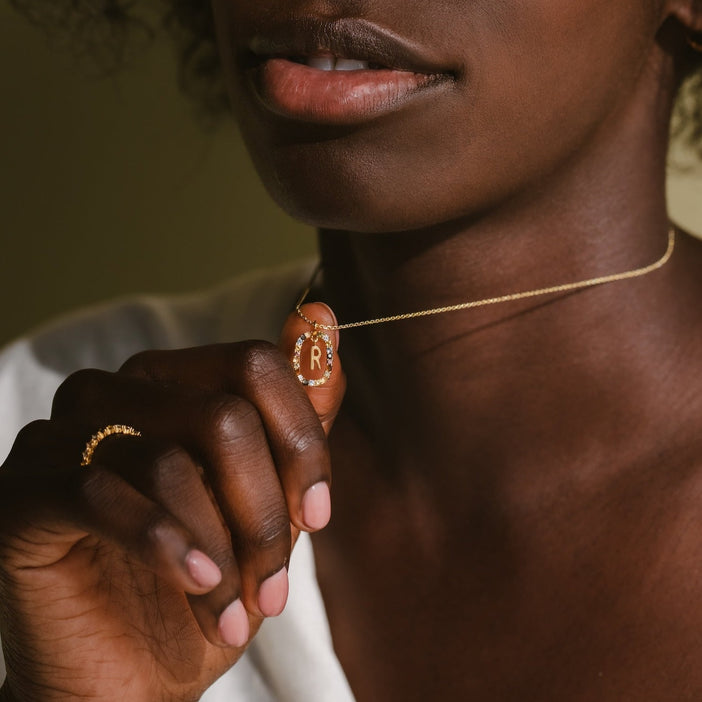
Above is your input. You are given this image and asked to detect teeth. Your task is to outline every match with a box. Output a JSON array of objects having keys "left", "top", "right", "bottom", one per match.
[
  {"left": 307, "top": 56, "right": 336, "bottom": 71},
  {"left": 335, "top": 59, "right": 370, "bottom": 71},
  {"left": 304, "top": 57, "right": 371, "bottom": 71}
]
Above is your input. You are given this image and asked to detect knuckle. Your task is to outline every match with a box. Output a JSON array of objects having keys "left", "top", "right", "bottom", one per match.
[
  {"left": 3, "top": 419, "right": 54, "bottom": 475},
  {"left": 205, "top": 396, "right": 262, "bottom": 446},
  {"left": 284, "top": 421, "right": 328, "bottom": 460},
  {"left": 119, "top": 349, "right": 161, "bottom": 378},
  {"left": 236, "top": 340, "right": 287, "bottom": 383},
  {"left": 5, "top": 420, "right": 57, "bottom": 473},
  {"left": 12, "top": 419, "right": 51, "bottom": 454},
  {"left": 52, "top": 368, "right": 111, "bottom": 417},
  {"left": 243, "top": 511, "right": 291, "bottom": 553}
]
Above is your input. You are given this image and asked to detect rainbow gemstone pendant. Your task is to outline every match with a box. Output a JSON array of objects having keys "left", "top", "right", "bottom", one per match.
[{"left": 293, "top": 329, "right": 334, "bottom": 387}]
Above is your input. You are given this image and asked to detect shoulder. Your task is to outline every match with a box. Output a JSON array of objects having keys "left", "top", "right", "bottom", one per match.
[
  {"left": 6, "top": 259, "right": 316, "bottom": 372},
  {"left": 0, "top": 260, "right": 315, "bottom": 461}
]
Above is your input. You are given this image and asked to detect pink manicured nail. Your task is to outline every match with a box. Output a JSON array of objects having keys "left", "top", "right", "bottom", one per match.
[
  {"left": 301, "top": 482, "right": 331, "bottom": 530},
  {"left": 185, "top": 550, "right": 222, "bottom": 589},
  {"left": 218, "top": 599, "right": 249, "bottom": 648},
  {"left": 258, "top": 568, "right": 289, "bottom": 618}
]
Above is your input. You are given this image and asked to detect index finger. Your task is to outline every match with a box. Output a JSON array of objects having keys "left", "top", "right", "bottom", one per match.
[{"left": 116, "top": 317, "right": 345, "bottom": 532}]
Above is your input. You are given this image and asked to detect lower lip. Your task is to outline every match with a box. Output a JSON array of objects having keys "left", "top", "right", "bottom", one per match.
[{"left": 254, "top": 58, "right": 444, "bottom": 125}]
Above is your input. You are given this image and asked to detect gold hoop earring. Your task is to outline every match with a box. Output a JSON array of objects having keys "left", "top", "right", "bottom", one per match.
[{"left": 686, "top": 29, "right": 702, "bottom": 53}]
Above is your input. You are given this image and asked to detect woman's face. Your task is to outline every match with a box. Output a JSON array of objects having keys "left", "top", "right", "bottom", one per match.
[{"left": 211, "top": 0, "right": 667, "bottom": 232}]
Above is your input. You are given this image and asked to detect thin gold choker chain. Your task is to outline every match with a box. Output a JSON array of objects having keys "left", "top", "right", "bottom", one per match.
[{"left": 296, "top": 228, "right": 676, "bottom": 332}]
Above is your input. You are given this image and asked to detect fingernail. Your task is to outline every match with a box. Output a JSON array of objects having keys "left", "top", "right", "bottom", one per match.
[
  {"left": 218, "top": 599, "right": 249, "bottom": 648},
  {"left": 302, "top": 482, "right": 331, "bottom": 530},
  {"left": 258, "top": 568, "right": 289, "bottom": 618},
  {"left": 185, "top": 550, "right": 222, "bottom": 589},
  {"left": 316, "top": 302, "right": 339, "bottom": 329}
]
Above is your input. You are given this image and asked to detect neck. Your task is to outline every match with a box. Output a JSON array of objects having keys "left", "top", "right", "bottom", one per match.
[{"left": 316, "top": 114, "right": 694, "bottom": 487}]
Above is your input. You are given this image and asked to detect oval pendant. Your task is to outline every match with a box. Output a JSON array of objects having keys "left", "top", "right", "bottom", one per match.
[{"left": 292, "top": 331, "right": 334, "bottom": 387}]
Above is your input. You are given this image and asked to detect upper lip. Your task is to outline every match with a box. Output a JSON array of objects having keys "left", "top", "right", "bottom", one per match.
[{"left": 246, "top": 17, "right": 456, "bottom": 76}]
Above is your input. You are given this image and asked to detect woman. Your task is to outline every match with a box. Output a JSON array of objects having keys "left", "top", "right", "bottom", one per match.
[{"left": 2, "top": 1, "right": 702, "bottom": 700}]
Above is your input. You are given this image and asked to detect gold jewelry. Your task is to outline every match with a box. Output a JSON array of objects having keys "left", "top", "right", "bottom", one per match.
[
  {"left": 292, "top": 228, "right": 676, "bottom": 386},
  {"left": 686, "top": 29, "right": 702, "bottom": 52},
  {"left": 81, "top": 425, "right": 142, "bottom": 466},
  {"left": 292, "top": 324, "right": 334, "bottom": 387}
]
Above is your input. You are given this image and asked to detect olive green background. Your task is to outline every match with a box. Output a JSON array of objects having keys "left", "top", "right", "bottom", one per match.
[{"left": 1, "top": 4, "right": 700, "bottom": 346}]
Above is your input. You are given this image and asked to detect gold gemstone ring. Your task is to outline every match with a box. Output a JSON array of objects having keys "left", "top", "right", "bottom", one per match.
[{"left": 81, "top": 425, "right": 142, "bottom": 467}]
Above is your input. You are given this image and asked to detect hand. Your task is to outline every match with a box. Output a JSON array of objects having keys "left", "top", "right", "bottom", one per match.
[{"left": 0, "top": 303, "right": 345, "bottom": 702}]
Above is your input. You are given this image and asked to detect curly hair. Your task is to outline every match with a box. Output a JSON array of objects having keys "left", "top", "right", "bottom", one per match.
[
  {"left": 10, "top": 0, "right": 227, "bottom": 120},
  {"left": 9, "top": 0, "right": 702, "bottom": 152}
]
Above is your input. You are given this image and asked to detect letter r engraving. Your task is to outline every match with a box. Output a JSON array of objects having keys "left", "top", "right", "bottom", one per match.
[{"left": 310, "top": 344, "right": 322, "bottom": 371}]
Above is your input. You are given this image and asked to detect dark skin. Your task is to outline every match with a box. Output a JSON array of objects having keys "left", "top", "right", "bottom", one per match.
[
  {"left": 0, "top": 311, "right": 345, "bottom": 702},
  {"left": 3, "top": 0, "right": 702, "bottom": 700},
  {"left": 314, "top": 239, "right": 702, "bottom": 700},
  {"left": 220, "top": 0, "right": 702, "bottom": 698}
]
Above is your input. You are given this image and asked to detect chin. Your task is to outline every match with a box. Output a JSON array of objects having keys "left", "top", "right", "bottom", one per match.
[
  {"left": 263, "top": 179, "right": 460, "bottom": 234},
  {"left": 262, "top": 180, "right": 431, "bottom": 233},
  {"left": 241, "top": 131, "right": 490, "bottom": 235}
]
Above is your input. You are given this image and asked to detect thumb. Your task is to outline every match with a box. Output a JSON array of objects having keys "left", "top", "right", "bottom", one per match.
[{"left": 279, "top": 302, "right": 346, "bottom": 436}]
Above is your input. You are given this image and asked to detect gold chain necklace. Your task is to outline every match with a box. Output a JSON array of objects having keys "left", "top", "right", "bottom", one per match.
[{"left": 292, "top": 228, "right": 676, "bottom": 386}]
